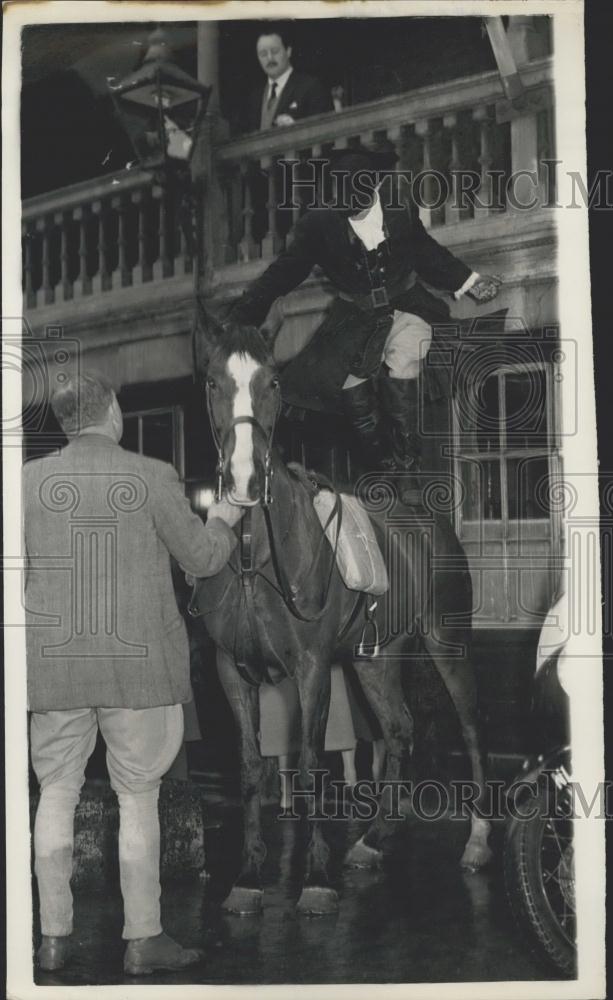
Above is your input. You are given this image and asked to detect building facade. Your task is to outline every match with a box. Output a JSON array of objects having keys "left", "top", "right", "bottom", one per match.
[{"left": 21, "top": 15, "right": 559, "bottom": 759}]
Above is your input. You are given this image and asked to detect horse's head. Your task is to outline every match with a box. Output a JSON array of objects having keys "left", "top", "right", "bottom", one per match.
[{"left": 193, "top": 300, "right": 280, "bottom": 506}]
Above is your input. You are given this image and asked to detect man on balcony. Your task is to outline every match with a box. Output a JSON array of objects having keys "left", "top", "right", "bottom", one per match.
[
  {"left": 245, "top": 23, "right": 333, "bottom": 132},
  {"left": 228, "top": 144, "right": 501, "bottom": 483}
]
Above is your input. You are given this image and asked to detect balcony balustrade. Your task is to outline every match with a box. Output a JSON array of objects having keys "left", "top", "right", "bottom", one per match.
[{"left": 22, "top": 57, "right": 554, "bottom": 313}]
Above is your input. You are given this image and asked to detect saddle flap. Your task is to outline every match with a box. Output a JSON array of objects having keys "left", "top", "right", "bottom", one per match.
[{"left": 313, "top": 490, "right": 389, "bottom": 596}]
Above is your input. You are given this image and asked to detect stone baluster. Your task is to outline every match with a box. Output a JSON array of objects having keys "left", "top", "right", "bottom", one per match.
[
  {"left": 238, "top": 162, "right": 256, "bottom": 263},
  {"left": 22, "top": 223, "right": 38, "bottom": 309},
  {"left": 326, "top": 136, "right": 351, "bottom": 211},
  {"left": 414, "top": 119, "right": 435, "bottom": 228},
  {"left": 112, "top": 192, "right": 132, "bottom": 288},
  {"left": 223, "top": 165, "right": 243, "bottom": 265},
  {"left": 443, "top": 112, "right": 462, "bottom": 226},
  {"left": 54, "top": 210, "right": 72, "bottom": 302},
  {"left": 472, "top": 106, "right": 495, "bottom": 217},
  {"left": 537, "top": 105, "right": 556, "bottom": 206},
  {"left": 73, "top": 204, "right": 92, "bottom": 298},
  {"left": 374, "top": 126, "right": 399, "bottom": 208},
  {"left": 132, "top": 188, "right": 152, "bottom": 284},
  {"left": 509, "top": 109, "right": 539, "bottom": 212},
  {"left": 36, "top": 216, "right": 54, "bottom": 305},
  {"left": 91, "top": 200, "right": 111, "bottom": 294},
  {"left": 283, "top": 148, "right": 302, "bottom": 230},
  {"left": 311, "top": 143, "right": 324, "bottom": 207},
  {"left": 152, "top": 185, "right": 173, "bottom": 281},
  {"left": 260, "top": 155, "right": 279, "bottom": 259}
]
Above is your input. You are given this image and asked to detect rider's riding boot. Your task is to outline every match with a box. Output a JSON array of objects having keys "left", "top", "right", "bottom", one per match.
[
  {"left": 379, "top": 375, "right": 423, "bottom": 504},
  {"left": 341, "top": 379, "right": 396, "bottom": 473}
]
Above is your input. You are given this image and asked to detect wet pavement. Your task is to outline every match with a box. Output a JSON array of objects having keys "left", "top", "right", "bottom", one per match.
[{"left": 33, "top": 793, "right": 559, "bottom": 987}]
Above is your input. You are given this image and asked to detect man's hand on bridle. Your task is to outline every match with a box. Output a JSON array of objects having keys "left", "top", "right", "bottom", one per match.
[
  {"left": 466, "top": 274, "right": 502, "bottom": 304},
  {"left": 209, "top": 498, "right": 245, "bottom": 527}
]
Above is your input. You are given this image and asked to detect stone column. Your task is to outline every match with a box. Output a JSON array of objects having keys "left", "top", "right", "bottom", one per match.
[
  {"left": 193, "top": 21, "right": 227, "bottom": 289},
  {"left": 506, "top": 15, "right": 549, "bottom": 65},
  {"left": 504, "top": 17, "right": 546, "bottom": 212},
  {"left": 197, "top": 21, "right": 220, "bottom": 112}
]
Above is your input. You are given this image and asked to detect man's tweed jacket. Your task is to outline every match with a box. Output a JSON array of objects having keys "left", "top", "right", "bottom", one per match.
[{"left": 23, "top": 434, "right": 237, "bottom": 712}]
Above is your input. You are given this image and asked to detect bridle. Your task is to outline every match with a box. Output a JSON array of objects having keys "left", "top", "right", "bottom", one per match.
[
  {"left": 194, "top": 373, "right": 343, "bottom": 626},
  {"left": 205, "top": 378, "right": 281, "bottom": 506},
  {"left": 190, "top": 366, "right": 374, "bottom": 677}
]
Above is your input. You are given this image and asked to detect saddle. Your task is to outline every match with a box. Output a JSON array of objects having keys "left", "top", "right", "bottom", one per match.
[{"left": 287, "top": 463, "right": 388, "bottom": 596}]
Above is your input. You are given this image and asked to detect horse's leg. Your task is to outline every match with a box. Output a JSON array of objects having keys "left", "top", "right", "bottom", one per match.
[
  {"left": 345, "top": 656, "right": 414, "bottom": 868},
  {"left": 216, "top": 649, "right": 266, "bottom": 913},
  {"left": 422, "top": 636, "right": 492, "bottom": 870},
  {"left": 294, "top": 654, "right": 338, "bottom": 914},
  {"left": 278, "top": 752, "right": 298, "bottom": 810},
  {"left": 372, "top": 738, "right": 387, "bottom": 782}
]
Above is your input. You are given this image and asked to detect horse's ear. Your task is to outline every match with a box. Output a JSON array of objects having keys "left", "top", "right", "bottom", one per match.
[{"left": 192, "top": 295, "right": 226, "bottom": 379}]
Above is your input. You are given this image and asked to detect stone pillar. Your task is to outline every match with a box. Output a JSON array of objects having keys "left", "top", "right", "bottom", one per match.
[
  {"left": 193, "top": 21, "right": 228, "bottom": 288},
  {"left": 197, "top": 21, "right": 220, "bottom": 112},
  {"left": 507, "top": 15, "right": 549, "bottom": 65},
  {"left": 503, "top": 17, "right": 545, "bottom": 212}
]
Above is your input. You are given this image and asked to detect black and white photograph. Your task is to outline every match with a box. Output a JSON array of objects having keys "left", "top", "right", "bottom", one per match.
[{"left": 3, "top": 1, "right": 605, "bottom": 996}]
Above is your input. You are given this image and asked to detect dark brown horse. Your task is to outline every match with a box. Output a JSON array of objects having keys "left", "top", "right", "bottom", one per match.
[{"left": 190, "top": 305, "right": 492, "bottom": 915}]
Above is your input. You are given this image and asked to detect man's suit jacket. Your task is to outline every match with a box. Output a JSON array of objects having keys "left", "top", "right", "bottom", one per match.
[
  {"left": 23, "top": 434, "right": 237, "bottom": 712},
  {"left": 245, "top": 70, "right": 333, "bottom": 132}
]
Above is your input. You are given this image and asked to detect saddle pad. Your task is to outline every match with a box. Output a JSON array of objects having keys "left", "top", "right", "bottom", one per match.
[{"left": 313, "top": 490, "right": 389, "bottom": 595}]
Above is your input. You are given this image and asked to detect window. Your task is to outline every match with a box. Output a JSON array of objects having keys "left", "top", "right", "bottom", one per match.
[
  {"left": 122, "top": 405, "right": 185, "bottom": 477},
  {"left": 453, "top": 361, "right": 562, "bottom": 624}
]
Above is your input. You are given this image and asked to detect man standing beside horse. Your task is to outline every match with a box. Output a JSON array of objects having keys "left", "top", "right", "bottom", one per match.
[
  {"left": 228, "top": 144, "right": 501, "bottom": 480},
  {"left": 23, "top": 371, "right": 243, "bottom": 975}
]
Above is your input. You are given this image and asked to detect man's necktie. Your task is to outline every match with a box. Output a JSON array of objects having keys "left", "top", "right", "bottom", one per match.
[{"left": 267, "top": 82, "right": 278, "bottom": 108}]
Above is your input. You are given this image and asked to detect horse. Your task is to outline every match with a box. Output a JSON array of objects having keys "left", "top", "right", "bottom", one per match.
[{"left": 190, "top": 303, "right": 492, "bottom": 915}]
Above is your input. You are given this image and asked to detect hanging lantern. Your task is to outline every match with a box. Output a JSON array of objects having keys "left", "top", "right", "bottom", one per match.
[{"left": 108, "top": 26, "right": 211, "bottom": 177}]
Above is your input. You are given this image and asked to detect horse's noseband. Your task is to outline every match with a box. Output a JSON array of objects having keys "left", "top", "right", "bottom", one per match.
[{"left": 206, "top": 381, "right": 281, "bottom": 506}]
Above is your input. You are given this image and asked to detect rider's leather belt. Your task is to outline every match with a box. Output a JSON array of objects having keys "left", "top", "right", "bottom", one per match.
[{"left": 339, "top": 288, "right": 391, "bottom": 313}]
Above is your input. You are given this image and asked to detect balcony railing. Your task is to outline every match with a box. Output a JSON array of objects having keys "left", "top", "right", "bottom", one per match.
[{"left": 22, "top": 57, "right": 554, "bottom": 310}]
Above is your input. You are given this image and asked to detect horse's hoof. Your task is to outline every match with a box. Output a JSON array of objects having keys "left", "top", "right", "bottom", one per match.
[
  {"left": 460, "top": 842, "right": 493, "bottom": 872},
  {"left": 344, "top": 835, "right": 383, "bottom": 869},
  {"left": 221, "top": 886, "right": 263, "bottom": 915},
  {"left": 296, "top": 886, "right": 339, "bottom": 915}
]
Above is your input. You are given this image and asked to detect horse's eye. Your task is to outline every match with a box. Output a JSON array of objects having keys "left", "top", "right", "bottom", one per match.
[
  {"left": 271, "top": 376, "right": 280, "bottom": 389},
  {"left": 207, "top": 377, "right": 216, "bottom": 390}
]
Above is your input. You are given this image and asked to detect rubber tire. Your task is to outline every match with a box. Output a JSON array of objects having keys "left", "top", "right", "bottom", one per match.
[{"left": 504, "top": 786, "right": 576, "bottom": 977}]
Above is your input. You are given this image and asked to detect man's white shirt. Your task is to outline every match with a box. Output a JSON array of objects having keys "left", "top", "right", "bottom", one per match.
[
  {"left": 266, "top": 66, "right": 293, "bottom": 102},
  {"left": 348, "top": 188, "right": 479, "bottom": 298}
]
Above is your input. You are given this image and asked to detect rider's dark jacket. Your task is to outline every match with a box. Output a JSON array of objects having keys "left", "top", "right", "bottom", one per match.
[{"left": 229, "top": 201, "right": 473, "bottom": 413}]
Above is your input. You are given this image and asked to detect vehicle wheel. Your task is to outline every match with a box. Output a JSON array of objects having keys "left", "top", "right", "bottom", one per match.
[{"left": 504, "top": 782, "right": 576, "bottom": 976}]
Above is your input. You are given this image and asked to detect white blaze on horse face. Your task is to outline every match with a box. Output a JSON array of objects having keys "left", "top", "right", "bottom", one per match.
[{"left": 227, "top": 352, "right": 259, "bottom": 501}]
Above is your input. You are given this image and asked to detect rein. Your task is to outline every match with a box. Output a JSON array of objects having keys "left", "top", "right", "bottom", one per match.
[
  {"left": 204, "top": 375, "right": 343, "bottom": 623},
  {"left": 261, "top": 486, "right": 342, "bottom": 624}
]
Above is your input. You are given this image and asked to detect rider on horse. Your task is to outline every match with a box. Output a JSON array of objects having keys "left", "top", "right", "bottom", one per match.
[{"left": 228, "top": 143, "right": 501, "bottom": 479}]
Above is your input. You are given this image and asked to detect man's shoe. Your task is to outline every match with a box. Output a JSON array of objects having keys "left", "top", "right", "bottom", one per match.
[
  {"left": 37, "top": 935, "right": 71, "bottom": 971},
  {"left": 124, "top": 931, "right": 203, "bottom": 976}
]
